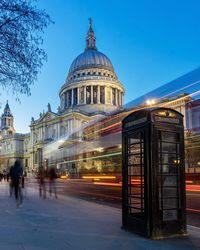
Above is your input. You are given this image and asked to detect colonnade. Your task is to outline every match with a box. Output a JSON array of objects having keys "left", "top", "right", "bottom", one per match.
[{"left": 61, "top": 85, "right": 124, "bottom": 109}]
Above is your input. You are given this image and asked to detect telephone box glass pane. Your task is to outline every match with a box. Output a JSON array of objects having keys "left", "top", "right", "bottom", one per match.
[
  {"left": 127, "top": 131, "right": 144, "bottom": 215},
  {"left": 158, "top": 131, "right": 180, "bottom": 221}
]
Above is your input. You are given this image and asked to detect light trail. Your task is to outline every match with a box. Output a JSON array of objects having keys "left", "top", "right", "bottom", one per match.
[
  {"left": 61, "top": 151, "right": 121, "bottom": 164},
  {"left": 186, "top": 185, "right": 200, "bottom": 192},
  {"left": 161, "top": 80, "right": 200, "bottom": 99},
  {"left": 186, "top": 208, "right": 200, "bottom": 213}
]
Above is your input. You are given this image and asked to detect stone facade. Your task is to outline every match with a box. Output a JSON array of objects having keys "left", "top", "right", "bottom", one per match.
[
  {"left": 0, "top": 21, "right": 125, "bottom": 174},
  {"left": 0, "top": 102, "right": 30, "bottom": 173}
]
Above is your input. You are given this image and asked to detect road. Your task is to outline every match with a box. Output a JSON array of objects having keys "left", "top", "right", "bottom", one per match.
[{"left": 29, "top": 178, "right": 200, "bottom": 227}]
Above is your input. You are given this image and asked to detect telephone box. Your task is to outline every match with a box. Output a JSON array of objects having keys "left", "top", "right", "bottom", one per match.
[{"left": 122, "top": 108, "right": 187, "bottom": 239}]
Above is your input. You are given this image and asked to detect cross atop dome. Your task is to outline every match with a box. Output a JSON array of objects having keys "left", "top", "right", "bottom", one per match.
[
  {"left": 89, "top": 17, "right": 92, "bottom": 29},
  {"left": 86, "top": 18, "right": 97, "bottom": 50}
]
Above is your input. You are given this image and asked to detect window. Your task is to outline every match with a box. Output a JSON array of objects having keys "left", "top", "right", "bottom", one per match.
[
  {"left": 67, "top": 89, "right": 72, "bottom": 106},
  {"left": 100, "top": 86, "right": 105, "bottom": 104},
  {"left": 52, "top": 128, "right": 56, "bottom": 138},
  {"left": 112, "top": 88, "right": 116, "bottom": 105},
  {"left": 74, "top": 88, "right": 78, "bottom": 105},
  {"left": 158, "top": 131, "right": 180, "bottom": 221},
  {"left": 127, "top": 131, "right": 144, "bottom": 215},
  {"left": 93, "top": 86, "right": 98, "bottom": 104},
  {"left": 80, "top": 86, "right": 84, "bottom": 104},
  {"left": 61, "top": 126, "right": 66, "bottom": 136},
  {"left": 107, "top": 87, "right": 111, "bottom": 104}
]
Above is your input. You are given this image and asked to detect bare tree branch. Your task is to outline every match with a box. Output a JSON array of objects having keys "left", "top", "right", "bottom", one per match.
[{"left": 0, "top": 0, "right": 53, "bottom": 98}]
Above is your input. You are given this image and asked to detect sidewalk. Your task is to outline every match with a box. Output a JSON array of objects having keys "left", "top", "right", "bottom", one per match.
[{"left": 0, "top": 181, "right": 199, "bottom": 250}]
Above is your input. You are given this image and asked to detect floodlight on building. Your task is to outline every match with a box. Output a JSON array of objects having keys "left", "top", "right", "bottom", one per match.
[{"left": 146, "top": 99, "right": 156, "bottom": 106}]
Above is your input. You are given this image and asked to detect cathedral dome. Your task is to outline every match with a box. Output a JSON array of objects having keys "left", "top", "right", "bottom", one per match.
[
  {"left": 59, "top": 19, "right": 125, "bottom": 115},
  {"left": 68, "top": 49, "right": 114, "bottom": 75}
]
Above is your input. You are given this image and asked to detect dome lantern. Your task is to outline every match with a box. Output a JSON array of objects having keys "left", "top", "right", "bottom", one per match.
[{"left": 86, "top": 18, "right": 97, "bottom": 50}]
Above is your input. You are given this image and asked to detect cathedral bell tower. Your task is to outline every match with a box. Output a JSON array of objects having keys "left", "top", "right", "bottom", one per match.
[{"left": 0, "top": 101, "right": 15, "bottom": 136}]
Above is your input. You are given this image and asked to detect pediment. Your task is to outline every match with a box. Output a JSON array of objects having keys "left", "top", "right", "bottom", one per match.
[{"left": 38, "top": 112, "right": 58, "bottom": 123}]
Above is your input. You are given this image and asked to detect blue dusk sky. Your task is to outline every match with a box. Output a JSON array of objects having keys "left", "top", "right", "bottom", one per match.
[{"left": 1, "top": 0, "right": 200, "bottom": 133}]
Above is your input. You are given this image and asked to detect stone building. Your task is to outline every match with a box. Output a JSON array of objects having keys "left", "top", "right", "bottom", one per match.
[
  {"left": 0, "top": 102, "right": 30, "bottom": 173},
  {"left": 29, "top": 20, "right": 125, "bottom": 172},
  {"left": 0, "top": 21, "right": 195, "bottom": 175}
]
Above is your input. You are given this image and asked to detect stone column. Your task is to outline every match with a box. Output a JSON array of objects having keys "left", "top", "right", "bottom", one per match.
[
  {"left": 77, "top": 87, "right": 80, "bottom": 105},
  {"left": 84, "top": 86, "right": 86, "bottom": 104},
  {"left": 115, "top": 89, "right": 118, "bottom": 106},
  {"left": 66, "top": 91, "right": 69, "bottom": 108},
  {"left": 110, "top": 87, "right": 113, "bottom": 104},
  {"left": 97, "top": 85, "right": 100, "bottom": 104},
  {"left": 71, "top": 88, "right": 74, "bottom": 106},
  {"left": 91, "top": 85, "right": 93, "bottom": 104},
  {"left": 118, "top": 90, "right": 121, "bottom": 106},
  {"left": 57, "top": 122, "right": 60, "bottom": 138},
  {"left": 122, "top": 93, "right": 124, "bottom": 106}
]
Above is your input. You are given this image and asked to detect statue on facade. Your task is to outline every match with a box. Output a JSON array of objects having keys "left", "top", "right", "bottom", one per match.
[
  {"left": 57, "top": 106, "right": 61, "bottom": 114},
  {"left": 40, "top": 112, "right": 42, "bottom": 118},
  {"left": 47, "top": 103, "right": 51, "bottom": 112},
  {"left": 31, "top": 117, "right": 34, "bottom": 124}
]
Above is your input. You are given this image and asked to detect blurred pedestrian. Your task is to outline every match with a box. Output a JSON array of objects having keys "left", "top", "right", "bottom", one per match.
[
  {"left": 38, "top": 167, "right": 47, "bottom": 199},
  {"left": 49, "top": 167, "right": 57, "bottom": 199},
  {"left": 3, "top": 170, "right": 6, "bottom": 181},
  {"left": 6, "top": 172, "right": 10, "bottom": 182},
  {"left": 9, "top": 165, "right": 14, "bottom": 197},
  {"left": 10, "top": 160, "right": 23, "bottom": 207}
]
